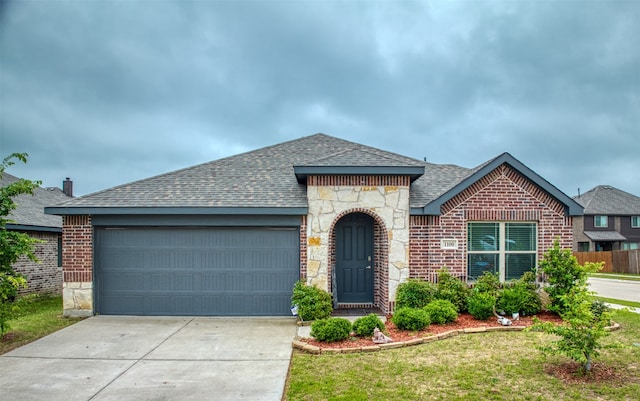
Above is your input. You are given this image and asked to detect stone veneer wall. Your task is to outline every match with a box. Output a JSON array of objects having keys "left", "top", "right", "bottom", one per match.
[
  {"left": 409, "top": 164, "right": 573, "bottom": 281},
  {"left": 61, "top": 215, "right": 93, "bottom": 317},
  {"left": 13, "top": 231, "right": 62, "bottom": 295},
  {"left": 306, "top": 175, "right": 410, "bottom": 312}
]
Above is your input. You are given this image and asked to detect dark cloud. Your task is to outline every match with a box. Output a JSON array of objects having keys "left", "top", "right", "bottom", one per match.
[{"left": 1, "top": 0, "right": 639, "bottom": 198}]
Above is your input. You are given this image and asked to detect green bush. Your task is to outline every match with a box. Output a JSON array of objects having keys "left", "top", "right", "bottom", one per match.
[
  {"left": 517, "top": 286, "right": 542, "bottom": 316},
  {"left": 395, "top": 279, "right": 436, "bottom": 309},
  {"left": 352, "top": 313, "right": 386, "bottom": 337},
  {"left": 435, "top": 270, "right": 470, "bottom": 312},
  {"left": 423, "top": 299, "right": 458, "bottom": 324},
  {"left": 590, "top": 299, "right": 611, "bottom": 320},
  {"left": 310, "top": 317, "right": 352, "bottom": 342},
  {"left": 538, "top": 240, "right": 602, "bottom": 315},
  {"left": 468, "top": 292, "right": 496, "bottom": 320},
  {"left": 291, "top": 280, "right": 333, "bottom": 321},
  {"left": 497, "top": 287, "right": 524, "bottom": 314},
  {"left": 391, "top": 307, "right": 431, "bottom": 331},
  {"left": 473, "top": 271, "right": 501, "bottom": 296}
]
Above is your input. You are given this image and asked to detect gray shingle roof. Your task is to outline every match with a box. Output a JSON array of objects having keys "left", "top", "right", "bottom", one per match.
[
  {"left": 583, "top": 231, "right": 627, "bottom": 241},
  {"left": 1, "top": 172, "right": 71, "bottom": 229},
  {"left": 573, "top": 185, "right": 640, "bottom": 215},
  {"left": 49, "top": 134, "right": 462, "bottom": 210},
  {"left": 45, "top": 133, "right": 577, "bottom": 216}
]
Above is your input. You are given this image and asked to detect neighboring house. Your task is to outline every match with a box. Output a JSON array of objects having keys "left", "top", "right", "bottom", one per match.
[
  {"left": 572, "top": 185, "right": 640, "bottom": 252},
  {"left": 45, "top": 134, "right": 582, "bottom": 317},
  {"left": 1, "top": 173, "right": 73, "bottom": 295}
]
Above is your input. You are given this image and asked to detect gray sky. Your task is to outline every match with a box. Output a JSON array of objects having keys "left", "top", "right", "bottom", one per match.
[{"left": 1, "top": 0, "right": 639, "bottom": 198}]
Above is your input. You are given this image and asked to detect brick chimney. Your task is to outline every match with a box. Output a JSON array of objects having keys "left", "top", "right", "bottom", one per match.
[{"left": 62, "top": 177, "right": 73, "bottom": 197}]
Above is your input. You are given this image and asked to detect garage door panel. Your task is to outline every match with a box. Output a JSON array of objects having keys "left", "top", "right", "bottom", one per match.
[{"left": 95, "top": 227, "right": 300, "bottom": 316}]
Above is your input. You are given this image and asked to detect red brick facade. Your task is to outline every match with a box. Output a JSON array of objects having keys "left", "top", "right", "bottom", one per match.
[
  {"left": 409, "top": 165, "right": 573, "bottom": 281},
  {"left": 62, "top": 215, "right": 93, "bottom": 283}
]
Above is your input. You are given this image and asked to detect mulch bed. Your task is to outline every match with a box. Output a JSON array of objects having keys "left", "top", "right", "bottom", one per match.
[
  {"left": 544, "top": 362, "right": 625, "bottom": 384},
  {"left": 300, "top": 311, "right": 563, "bottom": 349}
]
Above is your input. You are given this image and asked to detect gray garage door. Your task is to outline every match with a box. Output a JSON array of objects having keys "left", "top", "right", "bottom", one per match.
[{"left": 94, "top": 227, "right": 300, "bottom": 316}]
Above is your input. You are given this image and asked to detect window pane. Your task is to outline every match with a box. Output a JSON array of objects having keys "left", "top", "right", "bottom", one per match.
[
  {"left": 632, "top": 216, "right": 640, "bottom": 228},
  {"left": 505, "top": 223, "right": 536, "bottom": 251},
  {"left": 468, "top": 254, "right": 499, "bottom": 280},
  {"left": 595, "top": 215, "right": 608, "bottom": 227},
  {"left": 505, "top": 254, "right": 536, "bottom": 280},
  {"left": 468, "top": 223, "right": 499, "bottom": 251}
]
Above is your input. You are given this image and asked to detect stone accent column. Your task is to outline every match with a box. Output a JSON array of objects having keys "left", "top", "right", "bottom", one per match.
[
  {"left": 306, "top": 176, "right": 411, "bottom": 308},
  {"left": 62, "top": 215, "right": 93, "bottom": 317}
]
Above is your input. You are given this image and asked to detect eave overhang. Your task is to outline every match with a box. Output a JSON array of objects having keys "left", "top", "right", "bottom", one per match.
[
  {"left": 413, "top": 153, "right": 584, "bottom": 217},
  {"left": 293, "top": 165, "right": 425, "bottom": 183},
  {"left": 5, "top": 223, "right": 62, "bottom": 233}
]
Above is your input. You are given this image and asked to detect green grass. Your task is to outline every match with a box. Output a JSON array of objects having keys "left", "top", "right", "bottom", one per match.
[
  {"left": 594, "top": 296, "right": 640, "bottom": 309},
  {"left": 590, "top": 273, "right": 640, "bottom": 282},
  {"left": 285, "top": 310, "right": 640, "bottom": 400},
  {"left": 0, "top": 295, "right": 84, "bottom": 355}
]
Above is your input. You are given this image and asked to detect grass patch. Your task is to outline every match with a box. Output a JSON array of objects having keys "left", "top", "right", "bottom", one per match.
[
  {"left": 594, "top": 296, "right": 640, "bottom": 309},
  {"left": 590, "top": 273, "right": 640, "bottom": 282},
  {"left": 0, "top": 295, "right": 84, "bottom": 355},
  {"left": 285, "top": 310, "right": 640, "bottom": 400}
]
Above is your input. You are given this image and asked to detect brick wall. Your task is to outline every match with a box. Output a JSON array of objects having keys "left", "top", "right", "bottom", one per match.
[
  {"left": 62, "top": 215, "right": 93, "bottom": 282},
  {"left": 409, "top": 164, "right": 574, "bottom": 281},
  {"left": 13, "top": 231, "right": 62, "bottom": 295}
]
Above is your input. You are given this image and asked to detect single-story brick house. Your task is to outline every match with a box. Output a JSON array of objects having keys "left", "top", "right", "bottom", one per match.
[
  {"left": 46, "top": 134, "right": 582, "bottom": 317},
  {"left": 1, "top": 173, "right": 73, "bottom": 295}
]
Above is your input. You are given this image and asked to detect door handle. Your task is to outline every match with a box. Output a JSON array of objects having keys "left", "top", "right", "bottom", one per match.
[{"left": 365, "top": 265, "right": 371, "bottom": 269}]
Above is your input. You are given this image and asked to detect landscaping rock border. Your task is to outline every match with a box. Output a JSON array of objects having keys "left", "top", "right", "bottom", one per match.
[{"left": 292, "top": 322, "right": 621, "bottom": 354}]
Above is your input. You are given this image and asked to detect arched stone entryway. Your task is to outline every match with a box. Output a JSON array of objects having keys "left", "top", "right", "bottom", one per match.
[{"left": 329, "top": 210, "right": 389, "bottom": 311}]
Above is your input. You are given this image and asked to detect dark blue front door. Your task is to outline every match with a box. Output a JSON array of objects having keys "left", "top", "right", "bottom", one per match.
[{"left": 336, "top": 213, "right": 374, "bottom": 303}]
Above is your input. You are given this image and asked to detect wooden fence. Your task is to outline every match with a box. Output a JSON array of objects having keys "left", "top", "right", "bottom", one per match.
[{"left": 573, "top": 250, "right": 640, "bottom": 274}]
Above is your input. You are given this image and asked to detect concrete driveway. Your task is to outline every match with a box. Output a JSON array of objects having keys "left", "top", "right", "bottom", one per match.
[{"left": 0, "top": 316, "right": 297, "bottom": 401}]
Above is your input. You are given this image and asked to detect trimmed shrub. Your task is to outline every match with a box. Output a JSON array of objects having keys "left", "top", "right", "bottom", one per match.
[
  {"left": 310, "top": 317, "right": 352, "bottom": 342},
  {"left": 352, "top": 313, "right": 386, "bottom": 337},
  {"left": 291, "top": 280, "right": 333, "bottom": 321},
  {"left": 423, "top": 299, "right": 458, "bottom": 324},
  {"left": 392, "top": 307, "right": 430, "bottom": 331},
  {"left": 497, "top": 287, "right": 522, "bottom": 314},
  {"left": 518, "top": 287, "right": 542, "bottom": 316},
  {"left": 590, "top": 299, "right": 611, "bottom": 320},
  {"left": 395, "top": 279, "right": 436, "bottom": 309},
  {"left": 473, "top": 271, "right": 501, "bottom": 296},
  {"left": 435, "top": 270, "right": 470, "bottom": 312},
  {"left": 468, "top": 292, "right": 496, "bottom": 320}
]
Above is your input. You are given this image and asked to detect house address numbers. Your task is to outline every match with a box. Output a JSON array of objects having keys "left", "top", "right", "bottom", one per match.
[{"left": 440, "top": 239, "right": 459, "bottom": 250}]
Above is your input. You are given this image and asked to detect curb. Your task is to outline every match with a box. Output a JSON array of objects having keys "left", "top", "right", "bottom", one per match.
[{"left": 292, "top": 322, "right": 621, "bottom": 354}]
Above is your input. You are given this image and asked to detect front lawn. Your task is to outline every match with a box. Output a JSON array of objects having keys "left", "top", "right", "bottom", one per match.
[
  {"left": 0, "top": 295, "right": 84, "bottom": 355},
  {"left": 285, "top": 310, "right": 640, "bottom": 401}
]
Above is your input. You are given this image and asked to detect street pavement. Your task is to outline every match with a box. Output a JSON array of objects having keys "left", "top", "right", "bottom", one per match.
[{"left": 588, "top": 277, "right": 640, "bottom": 303}]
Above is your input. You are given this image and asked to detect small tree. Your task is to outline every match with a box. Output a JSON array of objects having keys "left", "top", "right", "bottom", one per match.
[
  {"left": 0, "top": 153, "right": 41, "bottom": 335},
  {"left": 530, "top": 286, "right": 611, "bottom": 373},
  {"left": 530, "top": 241, "right": 609, "bottom": 373},
  {"left": 538, "top": 240, "right": 601, "bottom": 315}
]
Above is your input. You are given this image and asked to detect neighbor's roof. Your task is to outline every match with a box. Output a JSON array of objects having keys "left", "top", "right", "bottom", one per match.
[
  {"left": 583, "top": 231, "right": 627, "bottom": 241},
  {"left": 1, "top": 172, "right": 72, "bottom": 231},
  {"left": 45, "top": 133, "right": 581, "bottom": 216},
  {"left": 574, "top": 185, "right": 640, "bottom": 215}
]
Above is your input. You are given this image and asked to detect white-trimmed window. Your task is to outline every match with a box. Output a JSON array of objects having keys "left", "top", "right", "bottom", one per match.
[
  {"left": 467, "top": 222, "right": 537, "bottom": 281},
  {"left": 632, "top": 216, "right": 640, "bottom": 228},
  {"left": 594, "top": 215, "right": 608, "bottom": 227}
]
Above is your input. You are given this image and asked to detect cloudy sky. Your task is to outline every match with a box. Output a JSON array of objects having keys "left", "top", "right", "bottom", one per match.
[{"left": 1, "top": 0, "right": 639, "bottom": 198}]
